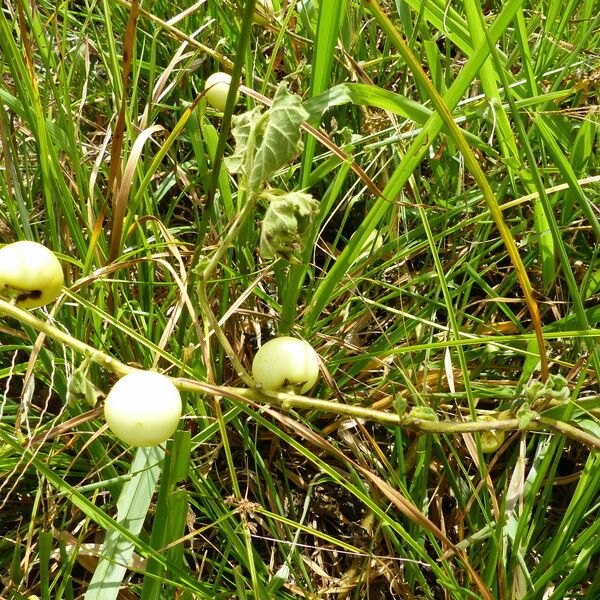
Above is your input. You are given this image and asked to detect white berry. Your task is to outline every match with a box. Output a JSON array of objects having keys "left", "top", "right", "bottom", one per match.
[
  {"left": 252, "top": 336, "right": 320, "bottom": 394},
  {"left": 0, "top": 241, "right": 64, "bottom": 309},
  {"left": 204, "top": 72, "right": 238, "bottom": 112},
  {"left": 104, "top": 371, "right": 182, "bottom": 447}
]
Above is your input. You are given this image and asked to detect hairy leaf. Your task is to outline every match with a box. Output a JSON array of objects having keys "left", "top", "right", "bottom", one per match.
[
  {"left": 250, "top": 85, "right": 308, "bottom": 192},
  {"left": 226, "top": 85, "right": 308, "bottom": 195},
  {"left": 225, "top": 106, "right": 263, "bottom": 175},
  {"left": 260, "top": 191, "right": 319, "bottom": 261}
]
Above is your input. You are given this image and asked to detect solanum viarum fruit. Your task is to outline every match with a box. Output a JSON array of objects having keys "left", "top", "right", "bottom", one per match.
[
  {"left": 104, "top": 371, "right": 182, "bottom": 447},
  {"left": 0, "top": 240, "right": 64, "bottom": 309},
  {"left": 204, "top": 72, "right": 238, "bottom": 112},
  {"left": 252, "top": 336, "right": 320, "bottom": 394}
]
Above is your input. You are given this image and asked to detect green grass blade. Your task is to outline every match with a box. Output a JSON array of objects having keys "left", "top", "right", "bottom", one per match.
[
  {"left": 86, "top": 446, "right": 164, "bottom": 600},
  {"left": 363, "top": 0, "right": 548, "bottom": 383},
  {"left": 300, "top": 0, "right": 347, "bottom": 188},
  {"left": 304, "top": 0, "right": 525, "bottom": 331}
]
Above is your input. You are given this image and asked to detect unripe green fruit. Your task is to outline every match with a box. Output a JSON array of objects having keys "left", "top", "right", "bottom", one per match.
[
  {"left": 252, "top": 336, "right": 320, "bottom": 394},
  {"left": 204, "top": 72, "right": 238, "bottom": 112},
  {"left": 104, "top": 371, "right": 182, "bottom": 447},
  {"left": 0, "top": 240, "right": 64, "bottom": 309}
]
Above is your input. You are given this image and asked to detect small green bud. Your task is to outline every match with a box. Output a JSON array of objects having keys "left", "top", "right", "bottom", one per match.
[
  {"left": 393, "top": 396, "right": 408, "bottom": 416},
  {"left": 517, "top": 405, "right": 539, "bottom": 429},
  {"left": 407, "top": 406, "right": 439, "bottom": 422}
]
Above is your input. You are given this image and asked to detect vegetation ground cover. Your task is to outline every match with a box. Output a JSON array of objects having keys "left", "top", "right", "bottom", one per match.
[{"left": 0, "top": 1, "right": 599, "bottom": 598}]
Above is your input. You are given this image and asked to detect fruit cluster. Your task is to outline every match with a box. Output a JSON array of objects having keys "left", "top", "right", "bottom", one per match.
[{"left": 0, "top": 241, "right": 321, "bottom": 447}]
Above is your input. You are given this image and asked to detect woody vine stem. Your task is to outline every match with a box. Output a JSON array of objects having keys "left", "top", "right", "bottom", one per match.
[
  {"left": 0, "top": 298, "right": 598, "bottom": 451},
  {"left": 193, "top": 113, "right": 272, "bottom": 389}
]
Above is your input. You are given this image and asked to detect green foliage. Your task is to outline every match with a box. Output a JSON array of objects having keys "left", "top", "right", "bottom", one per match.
[
  {"left": 67, "top": 362, "right": 102, "bottom": 408},
  {"left": 1, "top": 0, "right": 599, "bottom": 598},
  {"left": 227, "top": 84, "right": 308, "bottom": 195},
  {"left": 259, "top": 190, "right": 319, "bottom": 260},
  {"left": 524, "top": 374, "right": 571, "bottom": 407},
  {"left": 406, "top": 406, "right": 439, "bottom": 422}
]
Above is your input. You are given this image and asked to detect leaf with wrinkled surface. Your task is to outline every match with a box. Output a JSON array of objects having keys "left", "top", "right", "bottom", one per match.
[
  {"left": 259, "top": 191, "right": 318, "bottom": 260},
  {"left": 225, "top": 106, "right": 263, "bottom": 175},
  {"left": 225, "top": 86, "right": 307, "bottom": 195},
  {"left": 250, "top": 85, "right": 308, "bottom": 192}
]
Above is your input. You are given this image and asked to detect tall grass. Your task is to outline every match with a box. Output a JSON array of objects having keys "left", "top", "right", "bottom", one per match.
[{"left": 1, "top": 0, "right": 599, "bottom": 598}]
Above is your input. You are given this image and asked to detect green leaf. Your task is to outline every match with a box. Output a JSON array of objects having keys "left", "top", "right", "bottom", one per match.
[
  {"left": 517, "top": 405, "right": 539, "bottom": 430},
  {"left": 250, "top": 85, "right": 308, "bottom": 192},
  {"left": 260, "top": 190, "right": 319, "bottom": 261},
  {"left": 67, "top": 361, "right": 102, "bottom": 407},
  {"left": 545, "top": 374, "right": 570, "bottom": 402},
  {"left": 85, "top": 447, "right": 164, "bottom": 600},
  {"left": 303, "top": 82, "right": 430, "bottom": 123},
  {"left": 225, "top": 106, "right": 263, "bottom": 176},
  {"left": 303, "top": 82, "right": 496, "bottom": 155},
  {"left": 393, "top": 396, "right": 408, "bottom": 416},
  {"left": 524, "top": 380, "right": 545, "bottom": 403},
  {"left": 576, "top": 419, "right": 600, "bottom": 438},
  {"left": 226, "top": 85, "right": 308, "bottom": 195}
]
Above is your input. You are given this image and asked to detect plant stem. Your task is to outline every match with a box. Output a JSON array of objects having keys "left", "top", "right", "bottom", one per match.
[
  {"left": 195, "top": 282, "right": 255, "bottom": 387},
  {"left": 200, "top": 110, "right": 269, "bottom": 280},
  {"left": 2, "top": 298, "right": 598, "bottom": 451},
  {"left": 0, "top": 298, "right": 132, "bottom": 377},
  {"left": 193, "top": 110, "right": 269, "bottom": 386}
]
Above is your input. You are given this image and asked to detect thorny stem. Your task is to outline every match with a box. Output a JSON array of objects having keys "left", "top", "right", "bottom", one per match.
[
  {"left": 195, "top": 282, "right": 255, "bottom": 388},
  {"left": 200, "top": 110, "right": 269, "bottom": 279},
  {"left": 1, "top": 298, "right": 598, "bottom": 451},
  {"left": 194, "top": 110, "right": 270, "bottom": 386}
]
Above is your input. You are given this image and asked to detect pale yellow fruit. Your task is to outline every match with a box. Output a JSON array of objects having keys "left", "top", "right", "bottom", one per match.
[
  {"left": 252, "top": 336, "right": 320, "bottom": 394},
  {"left": 0, "top": 240, "right": 64, "bottom": 309},
  {"left": 204, "top": 72, "right": 238, "bottom": 112},
  {"left": 104, "top": 371, "right": 182, "bottom": 447}
]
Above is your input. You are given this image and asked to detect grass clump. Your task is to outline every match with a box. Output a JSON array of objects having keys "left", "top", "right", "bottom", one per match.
[{"left": 0, "top": 1, "right": 599, "bottom": 598}]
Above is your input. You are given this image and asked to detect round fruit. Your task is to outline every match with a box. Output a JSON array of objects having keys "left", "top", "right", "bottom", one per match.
[
  {"left": 0, "top": 240, "right": 64, "bottom": 309},
  {"left": 252, "top": 336, "right": 320, "bottom": 394},
  {"left": 104, "top": 371, "right": 182, "bottom": 447},
  {"left": 204, "top": 72, "right": 238, "bottom": 112}
]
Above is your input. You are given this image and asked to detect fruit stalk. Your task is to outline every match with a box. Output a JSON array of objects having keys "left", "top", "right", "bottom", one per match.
[{"left": 2, "top": 298, "right": 598, "bottom": 451}]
